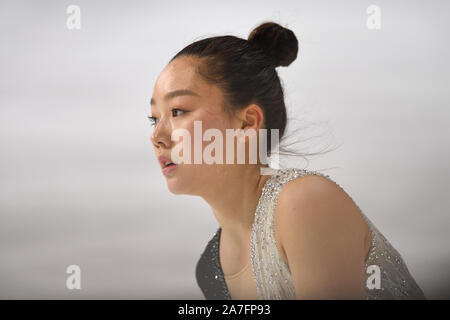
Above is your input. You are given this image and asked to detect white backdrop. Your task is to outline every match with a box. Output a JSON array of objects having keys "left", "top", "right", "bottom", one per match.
[{"left": 0, "top": 0, "right": 449, "bottom": 299}]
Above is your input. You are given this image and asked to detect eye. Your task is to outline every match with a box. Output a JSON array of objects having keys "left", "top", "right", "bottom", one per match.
[
  {"left": 172, "top": 108, "right": 186, "bottom": 117},
  {"left": 147, "top": 115, "right": 158, "bottom": 127}
]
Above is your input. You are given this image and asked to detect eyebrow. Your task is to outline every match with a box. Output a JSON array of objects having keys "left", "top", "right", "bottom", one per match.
[{"left": 150, "top": 89, "right": 200, "bottom": 106}]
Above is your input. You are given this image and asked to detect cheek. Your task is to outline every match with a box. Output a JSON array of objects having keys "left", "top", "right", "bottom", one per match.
[
  {"left": 179, "top": 118, "right": 228, "bottom": 165},
  {"left": 184, "top": 116, "right": 226, "bottom": 141}
]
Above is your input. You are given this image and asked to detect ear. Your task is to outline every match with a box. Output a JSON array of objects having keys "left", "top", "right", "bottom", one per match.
[{"left": 236, "top": 104, "right": 265, "bottom": 143}]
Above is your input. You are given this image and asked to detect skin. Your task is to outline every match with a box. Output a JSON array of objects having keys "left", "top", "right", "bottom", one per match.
[
  {"left": 275, "top": 175, "right": 371, "bottom": 299},
  {"left": 150, "top": 55, "right": 371, "bottom": 299}
]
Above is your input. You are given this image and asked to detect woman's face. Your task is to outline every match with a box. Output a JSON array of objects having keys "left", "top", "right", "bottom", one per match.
[{"left": 150, "top": 56, "right": 240, "bottom": 195}]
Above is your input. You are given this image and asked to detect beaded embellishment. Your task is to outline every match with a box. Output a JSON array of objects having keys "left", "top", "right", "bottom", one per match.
[{"left": 196, "top": 168, "right": 426, "bottom": 300}]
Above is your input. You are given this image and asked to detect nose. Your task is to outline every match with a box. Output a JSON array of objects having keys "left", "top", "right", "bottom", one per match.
[{"left": 150, "top": 117, "right": 172, "bottom": 149}]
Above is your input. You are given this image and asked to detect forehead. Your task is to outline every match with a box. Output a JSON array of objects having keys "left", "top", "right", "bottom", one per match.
[
  {"left": 158, "top": 56, "right": 198, "bottom": 87},
  {"left": 153, "top": 56, "right": 213, "bottom": 100}
]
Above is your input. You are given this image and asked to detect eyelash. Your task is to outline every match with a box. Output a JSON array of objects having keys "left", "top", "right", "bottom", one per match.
[{"left": 148, "top": 108, "right": 186, "bottom": 127}]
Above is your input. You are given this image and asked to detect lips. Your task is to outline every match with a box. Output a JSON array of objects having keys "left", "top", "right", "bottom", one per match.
[{"left": 158, "top": 155, "right": 177, "bottom": 169}]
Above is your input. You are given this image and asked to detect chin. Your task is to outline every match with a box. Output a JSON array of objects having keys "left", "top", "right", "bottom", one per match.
[
  {"left": 163, "top": 164, "right": 209, "bottom": 195},
  {"left": 164, "top": 169, "right": 190, "bottom": 195},
  {"left": 166, "top": 182, "right": 187, "bottom": 195}
]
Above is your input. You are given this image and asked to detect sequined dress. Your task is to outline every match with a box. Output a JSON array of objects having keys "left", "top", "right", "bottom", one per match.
[{"left": 195, "top": 168, "right": 426, "bottom": 300}]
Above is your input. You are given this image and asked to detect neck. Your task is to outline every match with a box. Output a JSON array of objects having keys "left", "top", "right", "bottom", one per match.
[{"left": 201, "top": 164, "right": 272, "bottom": 242}]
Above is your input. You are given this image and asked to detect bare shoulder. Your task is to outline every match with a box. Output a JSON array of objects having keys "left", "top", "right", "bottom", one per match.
[
  {"left": 275, "top": 173, "right": 367, "bottom": 234},
  {"left": 273, "top": 172, "right": 370, "bottom": 298}
]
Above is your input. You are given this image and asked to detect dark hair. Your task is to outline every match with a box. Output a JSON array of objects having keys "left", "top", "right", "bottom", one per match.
[{"left": 169, "top": 21, "right": 335, "bottom": 166}]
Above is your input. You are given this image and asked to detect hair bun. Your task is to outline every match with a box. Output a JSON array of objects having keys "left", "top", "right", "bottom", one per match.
[{"left": 248, "top": 21, "right": 298, "bottom": 68}]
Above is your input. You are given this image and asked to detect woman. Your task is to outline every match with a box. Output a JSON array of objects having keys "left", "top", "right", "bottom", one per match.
[{"left": 148, "top": 21, "right": 426, "bottom": 300}]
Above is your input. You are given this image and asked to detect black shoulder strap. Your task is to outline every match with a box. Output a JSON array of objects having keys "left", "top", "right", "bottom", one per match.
[{"left": 195, "top": 228, "right": 232, "bottom": 300}]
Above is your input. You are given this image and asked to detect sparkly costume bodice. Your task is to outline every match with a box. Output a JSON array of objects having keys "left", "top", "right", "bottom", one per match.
[{"left": 195, "top": 168, "right": 426, "bottom": 300}]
